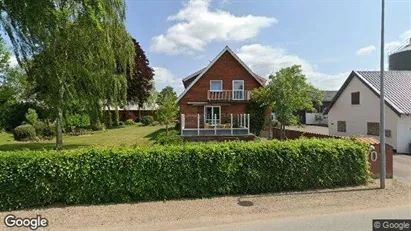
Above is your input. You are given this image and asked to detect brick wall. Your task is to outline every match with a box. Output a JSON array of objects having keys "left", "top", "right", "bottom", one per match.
[
  {"left": 179, "top": 51, "right": 263, "bottom": 123},
  {"left": 271, "top": 127, "right": 393, "bottom": 179}
]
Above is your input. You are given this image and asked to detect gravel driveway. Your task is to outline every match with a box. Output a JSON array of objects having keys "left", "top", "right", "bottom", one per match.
[{"left": 1, "top": 180, "right": 409, "bottom": 231}]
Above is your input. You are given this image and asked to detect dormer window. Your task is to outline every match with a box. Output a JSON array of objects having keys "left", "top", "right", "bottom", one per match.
[{"left": 210, "top": 80, "right": 223, "bottom": 91}]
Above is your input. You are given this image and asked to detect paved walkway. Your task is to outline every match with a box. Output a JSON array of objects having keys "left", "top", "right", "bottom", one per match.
[
  {"left": 286, "top": 125, "right": 329, "bottom": 135},
  {"left": 394, "top": 154, "right": 411, "bottom": 184},
  {"left": 185, "top": 205, "right": 411, "bottom": 231}
]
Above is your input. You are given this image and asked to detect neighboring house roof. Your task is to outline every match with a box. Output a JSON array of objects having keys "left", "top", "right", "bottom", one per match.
[
  {"left": 324, "top": 70, "right": 411, "bottom": 115},
  {"left": 322, "top": 90, "right": 338, "bottom": 102},
  {"left": 182, "top": 68, "right": 205, "bottom": 88},
  {"left": 104, "top": 103, "right": 159, "bottom": 111},
  {"left": 177, "top": 46, "right": 266, "bottom": 102}
]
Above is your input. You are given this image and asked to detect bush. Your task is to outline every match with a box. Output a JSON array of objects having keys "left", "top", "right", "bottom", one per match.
[
  {"left": 125, "top": 119, "right": 135, "bottom": 126},
  {"left": 33, "top": 121, "right": 46, "bottom": 137},
  {"left": 13, "top": 124, "right": 36, "bottom": 141},
  {"left": 247, "top": 99, "right": 268, "bottom": 136},
  {"left": 25, "top": 108, "right": 39, "bottom": 125},
  {"left": 155, "top": 130, "right": 183, "bottom": 145},
  {"left": 66, "top": 114, "right": 90, "bottom": 129},
  {"left": 42, "top": 124, "right": 56, "bottom": 140},
  {"left": 141, "top": 116, "right": 154, "bottom": 126},
  {"left": 0, "top": 139, "right": 369, "bottom": 211},
  {"left": 32, "top": 121, "right": 56, "bottom": 140},
  {"left": 151, "top": 121, "right": 160, "bottom": 126}
]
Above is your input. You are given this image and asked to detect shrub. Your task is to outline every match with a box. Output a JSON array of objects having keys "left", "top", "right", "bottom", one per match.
[
  {"left": 13, "top": 124, "right": 36, "bottom": 141},
  {"left": 33, "top": 121, "right": 46, "bottom": 137},
  {"left": 125, "top": 119, "right": 135, "bottom": 126},
  {"left": 25, "top": 108, "right": 39, "bottom": 125},
  {"left": 42, "top": 124, "right": 56, "bottom": 140},
  {"left": 32, "top": 121, "right": 56, "bottom": 140},
  {"left": 247, "top": 99, "right": 268, "bottom": 136},
  {"left": 151, "top": 121, "right": 160, "bottom": 126},
  {"left": 66, "top": 114, "right": 90, "bottom": 129},
  {"left": 0, "top": 139, "right": 369, "bottom": 211},
  {"left": 141, "top": 116, "right": 154, "bottom": 126},
  {"left": 155, "top": 130, "right": 183, "bottom": 145}
]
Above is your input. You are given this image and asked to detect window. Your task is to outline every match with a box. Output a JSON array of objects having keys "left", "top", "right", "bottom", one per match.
[
  {"left": 210, "top": 80, "right": 223, "bottom": 91},
  {"left": 233, "top": 80, "right": 244, "bottom": 100},
  {"left": 351, "top": 92, "right": 360, "bottom": 105},
  {"left": 204, "top": 106, "right": 221, "bottom": 125},
  {"left": 367, "top": 122, "right": 379, "bottom": 136},
  {"left": 337, "top": 121, "right": 346, "bottom": 132}
]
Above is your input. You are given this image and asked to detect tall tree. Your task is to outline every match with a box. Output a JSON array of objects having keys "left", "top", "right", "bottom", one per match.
[
  {"left": 0, "top": 0, "right": 135, "bottom": 149},
  {"left": 127, "top": 38, "right": 154, "bottom": 121},
  {"left": 254, "top": 65, "right": 322, "bottom": 139},
  {"left": 157, "top": 86, "right": 178, "bottom": 134}
]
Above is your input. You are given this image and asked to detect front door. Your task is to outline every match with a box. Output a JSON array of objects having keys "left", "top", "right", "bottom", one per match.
[{"left": 204, "top": 106, "right": 221, "bottom": 126}]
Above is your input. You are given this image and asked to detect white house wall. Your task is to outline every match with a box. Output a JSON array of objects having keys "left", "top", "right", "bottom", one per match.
[
  {"left": 328, "top": 76, "right": 399, "bottom": 150},
  {"left": 397, "top": 115, "right": 411, "bottom": 153}
]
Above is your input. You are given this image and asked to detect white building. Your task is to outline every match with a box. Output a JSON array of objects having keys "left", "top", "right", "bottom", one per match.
[{"left": 324, "top": 71, "right": 411, "bottom": 154}]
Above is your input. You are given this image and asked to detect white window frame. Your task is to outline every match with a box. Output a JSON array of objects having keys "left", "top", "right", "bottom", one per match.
[
  {"left": 232, "top": 80, "right": 245, "bottom": 100},
  {"left": 209, "top": 80, "right": 223, "bottom": 92},
  {"left": 204, "top": 106, "right": 221, "bottom": 126}
]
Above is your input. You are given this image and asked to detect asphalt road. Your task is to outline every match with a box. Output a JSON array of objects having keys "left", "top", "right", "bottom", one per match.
[
  {"left": 184, "top": 205, "right": 411, "bottom": 231},
  {"left": 394, "top": 154, "right": 411, "bottom": 184}
]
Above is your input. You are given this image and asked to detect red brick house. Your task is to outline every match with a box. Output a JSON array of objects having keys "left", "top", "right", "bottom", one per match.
[{"left": 177, "top": 46, "right": 267, "bottom": 136}]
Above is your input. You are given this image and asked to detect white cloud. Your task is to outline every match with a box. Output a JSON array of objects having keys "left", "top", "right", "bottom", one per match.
[
  {"left": 153, "top": 66, "right": 185, "bottom": 94},
  {"left": 386, "top": 29, "right": 411, "bottom": 54},
  {"left": 237, "top": 44, "right": 349, "bottom": 90},
  {"left": 356, "top": 45, "right": 376, "bottom": 56},
  {"left": 150, "top": 0, "right": 276, "bottom": 55}
]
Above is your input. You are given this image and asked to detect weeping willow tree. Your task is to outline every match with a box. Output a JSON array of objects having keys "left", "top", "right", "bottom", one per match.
[{"left": 0, "top": 0, "right": 135, "bottom": 149}]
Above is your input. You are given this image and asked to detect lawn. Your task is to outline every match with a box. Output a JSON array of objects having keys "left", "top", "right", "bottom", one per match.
[{"left": 0, "top": 125, "right": 165, "bottom": 151}]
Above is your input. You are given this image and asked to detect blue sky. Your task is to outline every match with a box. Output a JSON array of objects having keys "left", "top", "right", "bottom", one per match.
[
  {"left": 5, "top": 0, "right": 411, "bottom": 94},
  {"left": 126, "top": 0, "right": 411, "bottom": 94}
]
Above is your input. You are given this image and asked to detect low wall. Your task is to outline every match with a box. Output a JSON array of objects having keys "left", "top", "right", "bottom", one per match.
[
  {"left": 182, "top": 134, "right": 256, "bottom": 142},
  {"left": 272, "top": 127, "right": 393, "bottom": 179}
]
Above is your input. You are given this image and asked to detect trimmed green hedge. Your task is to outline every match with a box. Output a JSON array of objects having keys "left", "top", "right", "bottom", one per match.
[{"left": 0, "top": 139, "right": 369, "bottom": 211}]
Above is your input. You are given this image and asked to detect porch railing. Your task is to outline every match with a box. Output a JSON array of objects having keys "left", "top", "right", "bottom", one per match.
[
  {"left": 180, "top": 113, "right": 250, "bottom": 136},
  {"left": 207, "top": 90, "right": 251, "bottom": 101}
]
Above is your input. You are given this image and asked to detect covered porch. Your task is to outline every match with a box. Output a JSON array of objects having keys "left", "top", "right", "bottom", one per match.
[{"left": 180, "top": 113, "right": 250, "bottom": 136}]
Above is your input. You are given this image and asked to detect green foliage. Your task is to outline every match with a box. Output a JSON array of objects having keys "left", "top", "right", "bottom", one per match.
[
  {"left": 151, "top": 121, "right": 160, "bottom": 126},
  {"left": 25, "top": 108, "right": 38, "bottom": 125},
  {"left": 254, "top": 65, "right": 323, "bottom": 139},
  {"left": 33, "top": 121, "right": 46, "bottom": 137},
  {"left": 125, "top": 119, "right": 135, "bottom": 126},
  {"left": 141, "top": 116, "right": 154, "bottom": 126},
  {"left": 42, "top": 124, "right": 56, "bottom": 140},
  {"left": 66, "top": 114, "right": 90, "bottom": 129},
  {"left": 13, "top": 124, "right": 36, "bottom": 141},
  {"left": 247, "top": 99, "right": 268, "bottom": 136},
  {"left": 0, "top": 139, "right": 369, "bottom": 211},
  {"left": 157, "top": 86, "right": 178, "bottom": 132},
  {"left": 155, "top": 130, "right": 183, "bottom": 145},
  {"left": 0, "top": 0, "right": 135, "bottom": 149}
]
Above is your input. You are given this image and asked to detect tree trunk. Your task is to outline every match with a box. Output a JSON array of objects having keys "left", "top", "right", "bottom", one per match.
[
  {"left": 56, "top": 78, "right": 64, "bottom": 150},
  {"left": 138, "top": 104, "right": 142, "bottom": 122},
  {"left": 56, "top": 107, "right": 63, "bottom": 150},
  {"left": 165, "top": 123, "right": 169, "bottom": 134},
  {"left": 114, "top": 103, "right": 119, "bottom": 126}
]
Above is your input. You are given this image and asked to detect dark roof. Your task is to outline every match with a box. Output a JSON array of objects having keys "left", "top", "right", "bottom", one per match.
[
  {"left": 324, "top": 70, "right": 411, "bottom": 115},
  {"left": 322, "top": 90, "right": 338, "bottom": 102}
]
